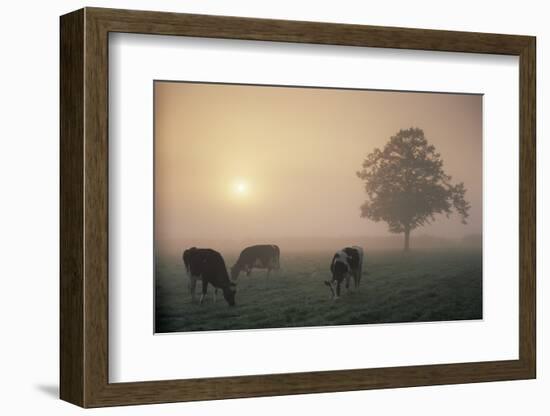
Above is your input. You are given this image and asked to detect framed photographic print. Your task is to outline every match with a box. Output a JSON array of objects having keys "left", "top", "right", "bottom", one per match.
[{"left": 60, "top": 7, "right": 536, "bottom": 408}]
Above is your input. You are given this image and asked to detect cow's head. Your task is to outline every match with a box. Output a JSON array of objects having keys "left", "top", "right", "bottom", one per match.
[
  {"left": 332, "top": 260, "right": 350, "bottom": 282},
  {"left": 223, "top": 282, "right": 237, "bottom": 306},
  {"left": 324, "top": 259, "right": 349, "bottom": 299},
  {"left": 324, "top": 280, "right": 337, "bottom": 298}
]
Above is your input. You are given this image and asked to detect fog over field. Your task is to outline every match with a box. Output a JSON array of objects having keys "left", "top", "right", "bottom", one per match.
[
  {"left": 154, "top": 82, "right": 482, "bottom": 251},
  {"left": 156, "top": 234, "right": 482, "bottom": 257}
]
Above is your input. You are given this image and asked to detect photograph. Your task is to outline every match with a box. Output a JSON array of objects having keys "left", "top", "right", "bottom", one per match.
[{"left": 154, "top": 81, "right": 483, "bottom": 333}]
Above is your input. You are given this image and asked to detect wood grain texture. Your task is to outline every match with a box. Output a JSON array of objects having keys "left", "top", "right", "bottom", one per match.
[
  {"left": 59, "top": 8, "right": 84, "bottom": 407},
  {"left": 88, "top": 7, "right": 532, "bottom": 54},
  {"left": 518, "top": 38, "right": 536, "bottom": 375},
  {"left": 83, "top": 10, "right": 110, "bottom": 406},
  {"left": 59, "top": 7, "right": 537, "bottom": 408}
]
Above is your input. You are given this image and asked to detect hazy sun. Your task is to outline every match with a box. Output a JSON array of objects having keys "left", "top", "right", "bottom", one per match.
[{"left": 233, "top": 180, "right": 249, "bottom": 196}]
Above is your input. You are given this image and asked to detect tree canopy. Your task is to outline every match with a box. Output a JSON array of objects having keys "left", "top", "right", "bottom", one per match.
[{"left": 356, "top": 127, "right": 470, "bottom": 250}]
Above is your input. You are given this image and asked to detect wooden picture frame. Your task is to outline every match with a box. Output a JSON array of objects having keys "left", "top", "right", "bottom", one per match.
[{"left": 60, "top": 7, "right": 536, "bottom": 408}]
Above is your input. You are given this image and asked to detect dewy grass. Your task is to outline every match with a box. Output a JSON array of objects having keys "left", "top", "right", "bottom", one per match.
[{"left": 155, "top": 248, "right": 482, "bottom": 333}]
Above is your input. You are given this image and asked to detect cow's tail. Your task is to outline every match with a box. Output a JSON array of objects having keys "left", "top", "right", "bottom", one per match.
[
  {"left": 183, "top": 253, "right": 191, "bottom": 275},
  {"left": 273, "top": 245, "right": 281, "bottom": 269},
  {"left": 356, "top": 246, "right": 364, "bottom": 286},
  {"left": 183, "top": 247, "right": 197, "bottom": 275}
]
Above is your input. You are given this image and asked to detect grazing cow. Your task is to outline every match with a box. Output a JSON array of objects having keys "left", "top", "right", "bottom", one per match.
[
  {"left": 182, "top": 247, "right": 236, "bottom": 306},
  {"left": 230, "top": 245, "right": 280, "bottom": 280},
  {"left": 324, "top": 246, "right": 364, "bottom": 299}
]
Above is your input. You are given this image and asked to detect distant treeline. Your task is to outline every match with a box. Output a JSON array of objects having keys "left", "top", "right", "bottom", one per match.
[{"left": 157, "top": 234, "right": 482, "bottom": 256}]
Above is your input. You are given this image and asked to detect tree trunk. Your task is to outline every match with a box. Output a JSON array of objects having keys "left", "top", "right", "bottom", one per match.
[{"left": 404, "top": 228, "right": 411, "bottom": 252}]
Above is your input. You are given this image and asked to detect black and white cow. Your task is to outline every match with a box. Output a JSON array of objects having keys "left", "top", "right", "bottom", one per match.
[
  {"left": 182, "top": 247, "right": 236, "bottom": 306},
  {"left": 230, "top": 245, "right": 280, "bottom": 280},
  {"left": 324, "top": 246, "right": 364, "bottom": 299}
]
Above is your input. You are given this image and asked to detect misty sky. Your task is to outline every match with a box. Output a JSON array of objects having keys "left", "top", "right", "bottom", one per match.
[{"left": 154, "top": 81, "right": 482, "bottom": 245}]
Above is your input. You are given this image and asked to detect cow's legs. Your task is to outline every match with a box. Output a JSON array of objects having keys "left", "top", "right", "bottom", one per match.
[
  {"left": 199, "top": 279, "right": 208, "bottom": 304},
  {"left": 266, "top": 268, "right": 271, "bottom": 278},
  {"left": 213, "top": 288, "right": 218, "bottom": 303},
  {"left": 335, "top": 281, "right": 341, "bottom": 298},
  {"left": 189, "top": 276, "right": 198, "bottom": 302},
  {"left": 355, "top": 272, "right": 359, "bottom": 288}
]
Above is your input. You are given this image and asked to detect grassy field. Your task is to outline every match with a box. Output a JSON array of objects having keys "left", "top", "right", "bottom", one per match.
[{"left": 155, "top": 248, "right": 482, "bottom": 333}]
